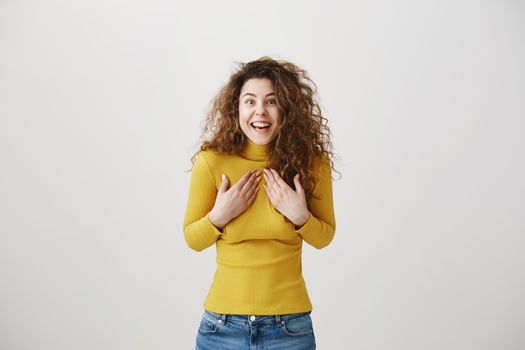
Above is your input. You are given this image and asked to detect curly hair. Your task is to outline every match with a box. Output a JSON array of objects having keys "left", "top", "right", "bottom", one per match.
[{"left": 189, "top": 56, "right": 339, "bottom": 202}]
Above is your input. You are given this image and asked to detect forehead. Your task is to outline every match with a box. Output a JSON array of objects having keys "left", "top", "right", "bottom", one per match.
[{"left": 240, "top": 77, "right": 275, "bottom": 95}]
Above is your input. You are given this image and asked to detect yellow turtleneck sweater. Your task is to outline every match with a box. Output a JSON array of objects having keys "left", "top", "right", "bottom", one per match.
[{"left": 183, "top": 138, "right": 336, "bottom": 315}]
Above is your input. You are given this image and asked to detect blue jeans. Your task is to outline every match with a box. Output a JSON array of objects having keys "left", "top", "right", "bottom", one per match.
[{"left": 195, "top": 309, "right": 316, "bottom": 350}]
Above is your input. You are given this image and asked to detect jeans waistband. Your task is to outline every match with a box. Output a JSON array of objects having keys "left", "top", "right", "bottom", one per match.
[{"left": 203, "top": 310, "right": 311, "bottom": 326}]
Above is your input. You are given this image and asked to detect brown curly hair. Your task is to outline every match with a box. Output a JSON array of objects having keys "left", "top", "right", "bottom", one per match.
[{"left": 189, "top": 56, "right": 339, "bottom": 202}]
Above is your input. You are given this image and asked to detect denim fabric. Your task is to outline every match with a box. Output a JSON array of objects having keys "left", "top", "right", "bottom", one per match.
[{"left": 195, "top": 309, "right": 316, "bottom": 350}]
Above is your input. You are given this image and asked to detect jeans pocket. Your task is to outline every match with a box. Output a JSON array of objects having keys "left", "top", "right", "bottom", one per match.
[
  {"left": 198, "top": 316, "right": 218, "bottom": 334},
  {"left": 281, "top": 314, "right": 314, "bottom": 336}
]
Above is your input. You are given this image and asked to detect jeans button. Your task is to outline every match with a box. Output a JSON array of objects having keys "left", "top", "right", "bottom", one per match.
[{"left": 250, "top": 315, "right": 256, "bottom": 321}]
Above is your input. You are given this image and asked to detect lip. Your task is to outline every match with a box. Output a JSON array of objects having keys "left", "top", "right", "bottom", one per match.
[
  {"left": 252, "top": 126, "right": 271, "bottom": 134},
  {"left": 250, "top": 122, "right": 272, "bottom": 134},
  {"left": 250, "top": 120, "right": 272, "bottom": 125}
]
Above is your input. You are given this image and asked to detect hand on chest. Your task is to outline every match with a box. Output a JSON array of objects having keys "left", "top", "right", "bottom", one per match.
[{"left": 219, "top": 186, "right": 299, "bottom": 242}]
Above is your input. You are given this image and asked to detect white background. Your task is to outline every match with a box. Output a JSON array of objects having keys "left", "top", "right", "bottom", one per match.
[{"left": 1, "top": 0, "right": 524, "bottom": 349}]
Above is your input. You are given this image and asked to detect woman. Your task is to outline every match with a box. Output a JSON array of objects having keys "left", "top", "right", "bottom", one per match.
[{"left": 183, "top": 56, "right": 338, "bottom": 350}]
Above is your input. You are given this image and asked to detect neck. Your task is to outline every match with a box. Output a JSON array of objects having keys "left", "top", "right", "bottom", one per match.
[{"left": 240, "top": 138, "right": 269, "bottom": 161}]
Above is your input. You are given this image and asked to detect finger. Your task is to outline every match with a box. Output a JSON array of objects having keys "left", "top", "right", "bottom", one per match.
[
  {"left": 264, "top": 168, "right": 283, "bottom": 192},
  {"left": 269, "top": 168, "right": 289, "bottom": 191},
  {"left": 266, "top": 173, "right": 280, "bottom": 196},
  {"left": 263, "top": 168, "right": 278, "bottom": 191},
  {"left": 245, "top": 181, "right": 259, "bottom": 199},
  {"left": 219, "top": 174, "right": 229, "bottom": 193},
  {"left": 241, "top": 170, "right": 260, "bottom": 193},
  {"left": 293, "top": 174, "right": 303, "bottom": 194},
  {"left": 248, "top": 186, "right": 259, "bottom": 204},
  {"left": 235, "top": 169, "right": 256, "bottom": 189},
  {"left": 263, "top": 183, "right": 275, "bottom": 202}
]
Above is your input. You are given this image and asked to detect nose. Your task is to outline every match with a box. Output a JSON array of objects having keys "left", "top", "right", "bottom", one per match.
[{"left": 255, "top": 102, "right": 267, "bottom": 116}]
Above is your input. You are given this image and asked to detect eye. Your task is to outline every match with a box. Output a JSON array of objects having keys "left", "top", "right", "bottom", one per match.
[
  {"left": 245, "top": 99, "right": 254, "bottom": 104},
  {"left": 267, "top": 99, "right": 276, "bottom": 104}
]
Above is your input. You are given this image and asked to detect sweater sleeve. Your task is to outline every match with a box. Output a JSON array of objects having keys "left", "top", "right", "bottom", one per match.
[
  {"left": 293, "top": 155, "right": 336, "bottom": 249},
  {"left": 183, "top": 151, "right": 223, "bottom": 251}
]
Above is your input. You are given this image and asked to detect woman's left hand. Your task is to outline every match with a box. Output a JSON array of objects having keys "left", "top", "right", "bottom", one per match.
[{"left": 263, "top": 168, "right": 311, "bottom": 227}]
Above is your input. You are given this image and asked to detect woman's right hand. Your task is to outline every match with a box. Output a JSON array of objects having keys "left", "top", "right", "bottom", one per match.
[{"left": 208, "top": 169, "right": 261, "bottom": 230}]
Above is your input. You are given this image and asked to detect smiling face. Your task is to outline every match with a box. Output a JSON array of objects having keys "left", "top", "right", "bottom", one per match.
[{"left": 238, "top": 77, "right": 282, "bottom": 145}]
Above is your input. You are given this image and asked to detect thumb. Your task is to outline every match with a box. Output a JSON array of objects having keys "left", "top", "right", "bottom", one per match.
[{"left": 219, "top": 174, "right": 229, "bottom": 192}]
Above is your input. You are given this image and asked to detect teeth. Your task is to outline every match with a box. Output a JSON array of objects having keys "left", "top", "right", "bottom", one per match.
[{"left": 251, "top": 122, "right": 271, "bottom": 127}]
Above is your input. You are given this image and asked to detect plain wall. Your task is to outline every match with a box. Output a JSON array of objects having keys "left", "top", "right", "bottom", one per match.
[{"left": 1, "top": 0, "right": 524, "bottom": 349}]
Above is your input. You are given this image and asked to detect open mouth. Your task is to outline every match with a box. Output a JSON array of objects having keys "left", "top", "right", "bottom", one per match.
[{"left": 250, "top": 122, "right": 272, "bottom": 131}]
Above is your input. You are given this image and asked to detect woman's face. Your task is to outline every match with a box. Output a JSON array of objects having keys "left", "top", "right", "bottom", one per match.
[{"left": 238, "top": 77, "right": 282, "bottom": 145}]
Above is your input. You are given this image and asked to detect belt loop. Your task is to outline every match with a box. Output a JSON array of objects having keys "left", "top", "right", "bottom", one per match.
[
  {"left": 275, "top": 314, "right": 281, "bottom": 324},
  {"left": 221, "top": 313, "right": 227, "bottom": 324}
]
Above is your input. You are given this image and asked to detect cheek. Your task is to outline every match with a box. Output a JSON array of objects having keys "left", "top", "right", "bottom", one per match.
[
  {"left": 238, "top": 114, "right": 250, "bottom": 131},
  {"left": 238, "top": 107, "right": 250, "bottom": 120},
  {"left": 274, "top": 114, "right": 283, "bottom": 127}
]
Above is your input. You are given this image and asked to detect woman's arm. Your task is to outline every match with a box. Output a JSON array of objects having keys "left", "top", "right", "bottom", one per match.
[
  {"left": 293, "top": 156, "right": 336, "bottom": 249},
  {"left": 182, "top": 151, "right": 223, "bottom": 252}
]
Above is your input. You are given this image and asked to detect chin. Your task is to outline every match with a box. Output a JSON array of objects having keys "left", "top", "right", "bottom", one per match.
[{"left": 251, "top": 134, "right": 277, "bottom": 145}]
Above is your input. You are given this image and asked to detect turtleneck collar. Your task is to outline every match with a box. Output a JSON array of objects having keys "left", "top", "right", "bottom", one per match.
[{"left": 240, "top": 138, "right": 270, "bottom": 161}]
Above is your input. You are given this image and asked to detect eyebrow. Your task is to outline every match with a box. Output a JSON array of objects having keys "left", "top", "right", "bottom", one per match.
[{"left": 241, "top": 92, "right": 276, "bottom": 98}]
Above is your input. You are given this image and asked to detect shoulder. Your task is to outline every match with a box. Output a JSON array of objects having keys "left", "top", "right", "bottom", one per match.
[
  {"left": 312, "top": 152, "right": 330, "bottom": 172},
  {"left": 195, "top": 149, "right": 235, "bottom": 169},
  {"left": 195, "top": 149, "right": 216, "bottom": 162},
  {"left": 311, "top": 152, "right": 332, "bottom": 182}
]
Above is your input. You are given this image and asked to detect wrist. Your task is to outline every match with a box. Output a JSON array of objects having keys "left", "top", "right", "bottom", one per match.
[
  {"left": 293, "top": 211, "right": 311, "bottom": 229},
  {"left": 208, "top": 210, "right": 226, "bottom": 230}
]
